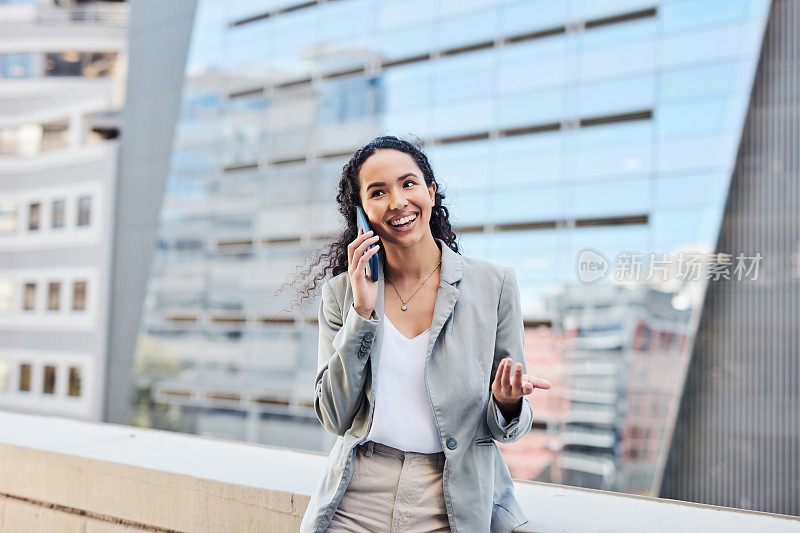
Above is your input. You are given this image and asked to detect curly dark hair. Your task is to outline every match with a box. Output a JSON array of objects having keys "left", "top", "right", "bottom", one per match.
[{"left": 283, "top": 135, "right": 460, "bottom": 308}]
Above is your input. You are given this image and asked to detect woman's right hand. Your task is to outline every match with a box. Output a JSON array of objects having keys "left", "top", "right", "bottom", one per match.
[{"left": 348, "top": 229, "right": 380, "bottom": 319}]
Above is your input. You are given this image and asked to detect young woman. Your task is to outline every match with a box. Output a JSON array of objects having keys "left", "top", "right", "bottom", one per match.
[{"left": 298, "top": 136, "right": 551, "bottom": 532}]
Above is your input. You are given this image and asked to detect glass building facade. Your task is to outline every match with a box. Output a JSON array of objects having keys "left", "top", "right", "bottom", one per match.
[{"left": 128, "top": 0, "right": 773, "bottom": 497}]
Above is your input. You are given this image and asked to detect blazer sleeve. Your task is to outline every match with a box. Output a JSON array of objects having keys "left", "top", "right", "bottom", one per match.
[
  {"left": 494, "top": 403, "right": 509, "bottom": 427},
  {"left": 314, "top": 279, "right": 380, "bottom": 437},
  {"left": 486, "top": 266, "right": 534, "bottom": 444}
]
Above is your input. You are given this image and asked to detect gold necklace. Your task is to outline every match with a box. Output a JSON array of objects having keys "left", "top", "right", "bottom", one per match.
[{"left": 385, "top": 261, "right": 441, "bottom": 311}]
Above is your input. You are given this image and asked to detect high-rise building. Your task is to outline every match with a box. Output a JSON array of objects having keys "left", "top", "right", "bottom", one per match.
[
  {"left": 659, "top": 0, "right": 800, "bottom": 516},
  {"left": 115, "top": 0, "right": 797, "bottom": 513},
  {"left": 541, "top": 283, "right": 693, "bottom": 492},
  {"left": 0, "top": 0, "right": 128, "bottom": 421}
]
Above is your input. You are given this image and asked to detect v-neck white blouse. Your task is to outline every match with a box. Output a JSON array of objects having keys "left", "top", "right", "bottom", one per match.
[
  {"left": 364, "top": 313, "right": 511, "bottom": 453},
  {"left": 363, "top": 314, "right": 442, "bottom": 453}
]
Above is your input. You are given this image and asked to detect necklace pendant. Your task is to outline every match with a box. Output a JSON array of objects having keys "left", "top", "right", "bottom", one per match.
[{"left": 401, "top": 303, "right": 407, "bottom": 311}]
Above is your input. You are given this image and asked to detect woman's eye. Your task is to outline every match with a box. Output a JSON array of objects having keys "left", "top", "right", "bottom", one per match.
[{"left": 370, "top": 181, "right": 413, "bottom": 197}]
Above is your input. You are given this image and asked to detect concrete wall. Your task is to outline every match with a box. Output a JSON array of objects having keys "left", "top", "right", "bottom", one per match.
[
  {"left": 0, "top": 444, "right": 303, "bottom": 531},
  {"left": 0, "top": 412, "right": 797, "bottom": 533},
  {"left": 104, "top": 0, "right": 197, "bottom": 424}
]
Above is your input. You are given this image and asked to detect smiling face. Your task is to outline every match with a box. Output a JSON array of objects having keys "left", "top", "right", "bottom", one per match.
[{"left": 358, "top": 149, "right": 437, "bottom": 246}]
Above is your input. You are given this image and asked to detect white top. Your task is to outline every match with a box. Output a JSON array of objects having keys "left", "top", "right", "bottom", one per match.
[
  {"left": 365, "top": 314, "right": 510, "bottom": 453},
  {"left": 365, "top": 314, "right": 441, "bottom": 453}
]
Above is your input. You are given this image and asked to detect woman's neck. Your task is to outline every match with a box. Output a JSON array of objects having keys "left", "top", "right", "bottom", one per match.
[{"left": 382, "top": 233, "right": 442, "bottom": 285}]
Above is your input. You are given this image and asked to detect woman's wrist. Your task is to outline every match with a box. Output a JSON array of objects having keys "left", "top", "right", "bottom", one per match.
[
  {"left": 353, "top": 303, "right": 374, "bottom": 320},
  {"left": 494, "top": 395, "right": 523, "bottom": 421}
]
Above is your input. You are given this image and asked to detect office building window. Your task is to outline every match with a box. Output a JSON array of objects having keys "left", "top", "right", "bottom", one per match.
[
  {"left": 72, "top": 281, "right": 87, "bottom": 311},
  {"left": 0, "top": 201, "right": 17, "bottom": 235},
  {"left": 28, "top": 202, "right": 40, "bottom": 231},
  {"left": 77, "top": 195, "right": 91, "bottom": 227},
  {"left": 68, "top": 366, "right": 82, "bottom": 397},
  {"left": 0, "top": 52, "right": 36, "bottom": 78},
  {"left": 47, "top": 281, "right": 60, "bottom": 311},
  {"left": 43, "top": 365, "right": 56, "bottom": 394},
  {"left": 52, "top": 199, "right": 65, "bottom": 229},
  {"left": 19, "top": 363, "right": 31, "bottom": 392},
  {"left": 45, "top": 51, "right": 118, "bottom": 78},
  {"left": 0, "top": 359, "right": 8, "bottom": 391},
  {"left": 23, "top": 282, "right": 36, "bottom": 310}
]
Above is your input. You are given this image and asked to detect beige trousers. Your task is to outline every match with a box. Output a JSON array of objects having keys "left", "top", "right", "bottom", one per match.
[{"left": 326, "top": 440, "right": 451, "bottom": 532}]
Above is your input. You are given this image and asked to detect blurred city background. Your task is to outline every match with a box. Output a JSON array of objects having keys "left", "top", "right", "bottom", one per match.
[{"left": 0, "top": 0, "right": 797, "bottom": 520}]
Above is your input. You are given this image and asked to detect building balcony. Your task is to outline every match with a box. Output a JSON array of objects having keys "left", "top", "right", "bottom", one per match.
[
  {"left": 0, "top": 3, "right": 127, "bottom": 54},
  {"left": 0, "top": 77, "right": 119, "bottom": 129},
  {"left": 559, "top": 429, "right": 617, "bottom": 450},
  {"left": 562, "top": 406, "right": 617, "bottom": 425},
  {"left": 571, "top": 334, "right": 626, "bottom": 351},
  {"left": 1, "top": 411, "right": 797, "bottom": 532},
  {"left": 0, "top": 140, "right": 118, "bottom": 174},
  {"left": 564, "top": 361, "right": 620, "bottom": 376},
  {"left": 558, "top": 451, "right": 617, "bottom": 478},
  {"left": 561, "top": 388, "right": 618, "bottom": 405}
]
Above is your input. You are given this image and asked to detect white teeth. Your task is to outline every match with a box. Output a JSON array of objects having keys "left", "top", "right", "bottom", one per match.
[{"left": 389, "top": 213, "right": 417, "bottom": 226}]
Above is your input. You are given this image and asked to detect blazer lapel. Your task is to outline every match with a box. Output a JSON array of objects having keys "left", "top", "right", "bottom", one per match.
[
  {"left": 426, "top": 238, "right": 463, "bottom": 357},
  {"left": 370, "top": 265, "right": 386, "bottom": 376}
]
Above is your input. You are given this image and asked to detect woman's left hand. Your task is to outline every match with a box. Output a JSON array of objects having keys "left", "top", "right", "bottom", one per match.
[{"left": 491, "top": 357, "right": 552, "bottom": 414}]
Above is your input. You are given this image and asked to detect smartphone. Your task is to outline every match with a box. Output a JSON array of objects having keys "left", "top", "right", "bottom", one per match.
[{"left": 355, "top": 205, "right": 380, "bottom": 282}]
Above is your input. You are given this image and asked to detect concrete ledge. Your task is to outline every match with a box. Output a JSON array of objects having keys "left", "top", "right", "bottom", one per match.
[{"left": 0, "top": 412, "right": 797, "bottom": 532}]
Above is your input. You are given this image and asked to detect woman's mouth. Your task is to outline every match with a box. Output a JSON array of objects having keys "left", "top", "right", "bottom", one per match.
[{"left": 387, "top": 212, "right": 418, "bottom": 231}]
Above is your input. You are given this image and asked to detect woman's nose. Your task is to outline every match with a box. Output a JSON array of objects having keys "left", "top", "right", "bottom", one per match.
[{"left": 388, "top": 193, "right": 408, "bottom": 211}]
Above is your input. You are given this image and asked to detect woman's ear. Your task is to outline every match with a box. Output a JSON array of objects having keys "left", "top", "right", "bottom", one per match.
[{"left": 428, "top": 182, "right": 437, "bottom": 205}]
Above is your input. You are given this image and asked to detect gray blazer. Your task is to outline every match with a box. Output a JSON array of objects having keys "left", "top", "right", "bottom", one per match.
[{"left": 300, "top": 238, "right": 533, "bottom": 533}]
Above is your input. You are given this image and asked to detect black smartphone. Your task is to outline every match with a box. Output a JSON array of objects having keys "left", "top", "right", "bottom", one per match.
[{"left": 355, "top": 205, "right": 380, "bottom": 282}]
